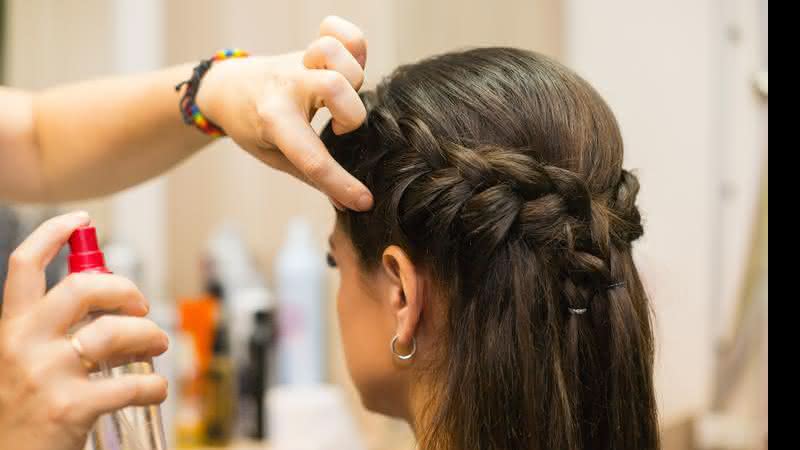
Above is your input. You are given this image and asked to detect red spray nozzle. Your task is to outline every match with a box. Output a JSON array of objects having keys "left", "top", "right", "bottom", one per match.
[{"left": 68, "top": 226, "right": 110, "bottom": 274}]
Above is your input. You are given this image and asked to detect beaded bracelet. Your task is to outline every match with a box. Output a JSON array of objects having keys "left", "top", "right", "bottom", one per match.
[{"left": 176, "top": 48, "right": 250, "bottom": 137}]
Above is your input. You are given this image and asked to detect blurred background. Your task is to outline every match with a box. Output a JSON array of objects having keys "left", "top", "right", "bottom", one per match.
[{"left": 0, "top": 1, "right": 768, "bottom": 449}]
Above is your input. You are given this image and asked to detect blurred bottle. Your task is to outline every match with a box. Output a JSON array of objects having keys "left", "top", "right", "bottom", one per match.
[
  {"left": 228, "top": 286, "right": 273, "bottom": 430},
  {"left": 176, "top": 286, "right": 219, "bottom": 447},
  {"left": 275, "top": 217, "right": 326, "bottom": 385},
  {"left": 203, "top": 318, "right": 236, "bottom": 446},
  {"left": 207, "top": 223, "right": 264, "bottom": 293},
  {"left": 205, "top": 223, "right": 275, "bottom": 440},
  {"left": 239, "top": 308, "right": 277, "bottom": 440}
]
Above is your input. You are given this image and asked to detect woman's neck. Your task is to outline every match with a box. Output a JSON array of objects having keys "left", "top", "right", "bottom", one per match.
[{"left": 405, "top": 375, "right": 441, "bottom": 440}]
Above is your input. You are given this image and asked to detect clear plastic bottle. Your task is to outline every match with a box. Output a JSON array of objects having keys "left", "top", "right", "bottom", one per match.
[{"left": 69, "top": 227, "right": 167, "bottom": 450}]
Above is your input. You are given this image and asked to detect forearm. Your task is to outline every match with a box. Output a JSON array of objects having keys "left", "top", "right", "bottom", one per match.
[
  {"left": 0, "top": 64, "right": 212, "bottom": 203},
  {"left": 28, "top": 63, "right": 212, "bottom": 201},
  {"left": 2, "top": 15, "right": 374, "bottom": 209}
]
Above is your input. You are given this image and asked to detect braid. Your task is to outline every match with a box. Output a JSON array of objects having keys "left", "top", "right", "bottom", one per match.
[
  {"left": 322, "top": 47, "right": 659, "bottom": 450},
  {"left": 355, "top": 102, "right": 641, "bottom": 300}
]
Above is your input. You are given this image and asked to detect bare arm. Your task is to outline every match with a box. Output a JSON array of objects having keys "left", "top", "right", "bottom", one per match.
[
  {"left": 0, "top": 16, "right": 373, "bottom": 210},
  {"left": 0, "top": 66, "right": 209, "bottom": 202}
]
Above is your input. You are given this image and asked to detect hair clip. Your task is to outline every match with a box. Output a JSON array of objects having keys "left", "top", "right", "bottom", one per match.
[{"left": 568, "top": 282, "right": 625, "bottom": 315}]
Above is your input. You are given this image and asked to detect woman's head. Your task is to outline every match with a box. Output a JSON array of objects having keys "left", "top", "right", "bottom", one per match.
[{"left": 322, "top": 48, "right": 658, "bottom": 450}]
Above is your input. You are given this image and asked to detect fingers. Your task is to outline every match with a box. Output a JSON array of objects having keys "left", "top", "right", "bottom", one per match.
[
  {"left": 260, "top": 109, "right": 373, "bottom": 211},
  {"left": 238, "top": 144, "right": 347, "bottom": 212},
  {"left": 318, "top": 16, "right": 367, "bottom": 68},
  {"left": 252, "top": 147, "right": 308, "bottom": 183},
  {"left": 245, "top": 17, "right": 373, "bottom": 211},
  {"left": 2, "top": 212, "right": 90, "bottom": 318},
  {"left": 303, "top": 69, "right": 367, "bottom": 135},
  {"left": 36, "top": 273, "right": 149, "bottom": 336},
  {"left": 304, "top": 36, "right": 365, "bottom": 91},
  {"left": 71, "top": 315, "right": 168, "bottom": 369},
  {"left": 68, "top": 374, "right": 168, "bottom": 424}
]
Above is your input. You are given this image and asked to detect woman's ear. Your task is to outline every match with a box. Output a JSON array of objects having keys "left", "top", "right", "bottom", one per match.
[{"left": 381, "top": 246, "right": 423, "bottom": 351}]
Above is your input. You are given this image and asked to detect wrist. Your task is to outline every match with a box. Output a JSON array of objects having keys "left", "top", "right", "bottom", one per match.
[
  {"left": 194, "top": 60, "right": 227, "bottom": 127},
  {"left": 177, "top": 49, "right": 249, "bottom": 137}
]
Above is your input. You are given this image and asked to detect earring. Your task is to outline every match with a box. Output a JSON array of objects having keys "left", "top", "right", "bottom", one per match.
[{"left": 391, "top": 335, "right": 417, "bottom": 361}]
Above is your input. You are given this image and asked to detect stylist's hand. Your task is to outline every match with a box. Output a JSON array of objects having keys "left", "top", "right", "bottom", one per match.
[
  {"left": 197, "top": 16, "right": 373, "bottom": 211},
  {"left": 0, "top": 212, "right": 169, "bottom": 450}
]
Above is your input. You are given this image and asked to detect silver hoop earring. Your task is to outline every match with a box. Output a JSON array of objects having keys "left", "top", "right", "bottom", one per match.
[{"left": 391, "top": 335, "right": 417, "bottom": 361}]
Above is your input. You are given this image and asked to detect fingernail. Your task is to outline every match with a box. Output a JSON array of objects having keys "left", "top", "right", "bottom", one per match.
[{"left": 356, "top": 193, "right": 373, "bottom": 211}]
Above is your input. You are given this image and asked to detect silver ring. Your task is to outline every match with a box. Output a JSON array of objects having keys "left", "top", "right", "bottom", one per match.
[
  {"left": 391, "top": 335, "right": 417, "bottom": 361},
  {"left": 69, "top": 335, "right": 96, "bottom": 371}
]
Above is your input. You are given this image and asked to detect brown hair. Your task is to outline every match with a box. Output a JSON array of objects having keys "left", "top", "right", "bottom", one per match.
[{"left": 322, "top": 47, "right": 659, "bottom": 450}]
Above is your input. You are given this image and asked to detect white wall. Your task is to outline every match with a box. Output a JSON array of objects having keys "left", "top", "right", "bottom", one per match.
[
  {"left": 565, "top": 0, "right": 767, "bottom": 427},
  {"left": 3, "top": 0, "right": 115, "bottom": 227},
  {"left": 565, "top": 0, "right": 718, "bottom": 426},
  {"left": 109, "top": 0, "right": 168, "bottom": 303}
]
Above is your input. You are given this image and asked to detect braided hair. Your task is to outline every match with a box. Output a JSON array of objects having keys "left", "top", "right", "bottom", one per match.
[{"left": 323, "top": 47, "right": 659, "bottom": 450}]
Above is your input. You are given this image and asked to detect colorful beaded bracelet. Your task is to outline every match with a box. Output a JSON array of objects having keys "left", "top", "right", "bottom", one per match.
[{"left": 176, "top": 48, "right": 250, "bottom": 137}]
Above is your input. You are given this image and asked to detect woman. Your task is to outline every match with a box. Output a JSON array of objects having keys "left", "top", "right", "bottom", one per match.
[
  {"left": 323, "top": 48, "right": 660, "bottom": 449},
  {"left": 0, "top": 17, "right": 371, "bottom": 450}
]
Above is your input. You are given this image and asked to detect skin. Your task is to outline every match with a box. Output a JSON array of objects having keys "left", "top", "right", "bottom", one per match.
[
  {"left": 0, "top": 212, "right": 168, "bottom": 450},
  {"left": 0, "top": 17, "right": 373, "bottom": 450},
  {"left": 327, "top": 222, "right": 440, "bottom": 433},
  {"left": 0, "top": 16, "right": 373, "bottom": 211}
]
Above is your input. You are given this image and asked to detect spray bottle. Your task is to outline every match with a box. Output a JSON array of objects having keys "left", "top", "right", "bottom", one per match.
[{"left": 69, "top": 226, "right": 167, "bottom": 450}]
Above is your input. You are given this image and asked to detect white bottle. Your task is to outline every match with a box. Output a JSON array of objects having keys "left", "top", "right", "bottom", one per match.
[
  {"left": 207, "top": 223, "right": 264, "bottom": 292},
  {"left": 206, "top": 224, "right": 272, "bottom": 368},
  {"left": 275, "top": 217, "right": 326, "bottom": 385}
]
